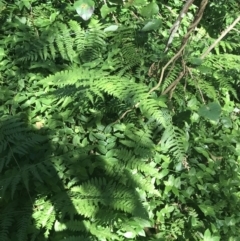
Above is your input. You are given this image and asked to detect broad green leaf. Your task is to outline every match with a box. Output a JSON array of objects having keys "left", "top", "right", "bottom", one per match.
[
  {"left": 197, "top": 65, "right": 212, "bottom": 74},
  {"left": 100, "top": 5, "right": 115, "bottom": 18},
  {"left": 74, "top": 0, "right": 94, "bottom": 21},
  {"left": 175, "top": 162, "right": 183, "bottom": 171},
  {"left": 204, "top": 229, "right": 211, "bottom": 239},
  {"left": 106, "top": 142, "right": 115, "bottom": 149},
  {"left": 104, "top": 25, "right": 119, "bottom": 32},
  {"left": 225, "top": 216, "right": 236, "bottom": 226},
  {"left": 123, "top": 231, "right": 135, "bottom": 238},
  {"left": 199, "top": 204, "right": 216, "bottom": 217},
  {"left": 105, "top": 149, "right": 115, "bottom": 158},
  {"left": 165, "top": 204, "right": 174, "bottom": 213},
  {"left": 198, "top": 102, "right": 221, "bottom": 121},
  {"left": 164, "top": 175, "right": 174, "bottom": 186},
  {"left": 93, "top": 132, "right": 106, "bottom": 140},
  {"left": 72, "top": 135, "right": 80, "bottom": 145},
  {"left": 17, "top": 0, "right": 31, "bottom": 10},
  {"left": 203, "top": 229, "right": 220, "bottom": 241},
  {"left": 186, "top": 186, "right": 194, "bottom": 196},
  {"left": 98, "top": 145, "right": 108, "bottom": 154},
  {"left": 221, "top": 116, "right": 232, "bottom": 128},
  {"left": 138, "top": 229, "right": 146, "bottom": 236},
  {"left": 191, "top": 216, "right": 197, "bottom": 226},
  {"left": 141, "top": 19, "right": 162, "bottom": 31},
  {"left": 171, "top": 186, "right": 179, "bottom": 196},
  {"left": 189, "top": 57, "right": 203, "bottom": 66},
  {"left": 61, "top": 96, "right": 72, "bottom": 108},
  {"left": 158, "top": 169, "right": 169, "bottom": 179},
  {"left": 174, "top": 177, "right": 181, "bottom": 188},
  {"left": 140, "top": 2, "right": 159, "bottom": 18},
  {"left": 133, "top": 217, "right": 151, "bottom": 228},
  {"left": 113, "top": 123, "right": 126, "bottom": 131},
  {"left": 15, "top": 16, "right": 27, "bottom": 24},
  {"left": 54, "top": 220, "right": 67, "bottom": 231},
  {"left": 194, "top": 147, "right": 210, "bottom": 160}
]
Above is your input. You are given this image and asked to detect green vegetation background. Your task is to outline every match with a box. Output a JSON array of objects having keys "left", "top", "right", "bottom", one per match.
[{"left": 0, "top": 0, "right": 240, "bottom": 240}]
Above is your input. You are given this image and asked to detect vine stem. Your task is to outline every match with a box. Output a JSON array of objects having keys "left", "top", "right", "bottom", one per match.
[{"left": 149, "top": 0, "right": 208, "bottom": 95}]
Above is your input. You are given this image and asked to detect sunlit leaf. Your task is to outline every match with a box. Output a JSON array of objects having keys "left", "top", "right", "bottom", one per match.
[
  {"left": 74, "top": 0, "right": 95, "bottom": 21},
  {"left": 140, "top": 2, "right": 159, "bottom": 18},
  {"left": 141, "top": 19, "right": 161, "bottom": 31},
  {"left": 104, "top": 25, "right": 119, "bottom": 32}
]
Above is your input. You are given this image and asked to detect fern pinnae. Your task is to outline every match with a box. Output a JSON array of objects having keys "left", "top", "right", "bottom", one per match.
[{"left": 0, "top": 202, "right": 16, "bottom": 241}]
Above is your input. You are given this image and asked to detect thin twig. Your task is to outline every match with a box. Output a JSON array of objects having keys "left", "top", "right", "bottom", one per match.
[
  {"left": 200, "top": 16, "right": 240, "bottom": 59},
  {"left": 188, "top": 67, "right": 205, "bottom": 103},
  {"left": 163, "top": 59, "right": 187, "bottom": 96},
  {"left": 232, "top": 27, "right": 240, "bottom": 34},
  {"left": 149, "top": 0, "right": 208, "bottom": 95},
  {"left": 196, "top": 79, "right": 205, "bottom": 104},
  {"left": 162, "top": 70, "right": 185, "bottom": 95}
]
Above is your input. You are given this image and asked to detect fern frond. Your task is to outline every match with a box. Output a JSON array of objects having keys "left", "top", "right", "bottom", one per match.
[
  {"left": 55, "top": 219, "right": 120, "bottom": 240},
  {"left": 32, "top": 200, "right": 56, "bottom": 238},
  {"left": 162, "top": 64, "right": 181, "bottom": 92},
  {"left": 14, "top": 20, "right": 106, "bottom": 64},
  {"left": 39, "top": 68, "right": 169, "bottom": 127},
  {"left": 0, "top": 202, "right": 16, "bottom": 241},
  {"left": 16, "top": 203, "right": 32, "bottom": 241},
  {"left": 161, "top": 126, "right": 187, "bottom": 163}
]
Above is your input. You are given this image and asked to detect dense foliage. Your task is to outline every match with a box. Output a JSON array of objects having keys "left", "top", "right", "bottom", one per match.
[{"left": 0, "top": 0, "right": 240, "bottom": 240}]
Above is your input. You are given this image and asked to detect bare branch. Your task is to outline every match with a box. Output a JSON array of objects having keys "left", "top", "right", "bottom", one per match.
[
  {"left": 150, "top": 0, "right": 208, "bottom": 95},
  {"left": 200, "top": 16, "right": 240, "bottom": 59},
  {"left": 164, "top": 0, "right": 195, "bottom": 53},
  {"left": 164, "top": 71, "right": 185, "bottom": 95}
]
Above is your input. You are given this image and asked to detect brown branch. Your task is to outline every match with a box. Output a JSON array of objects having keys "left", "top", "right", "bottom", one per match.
[
  {"left": 149, "top": 0, "right": 208, "bottom": 95},
  {"left": 162, "top": 71, "right": 185, "bottom": 95},
  {"left": 164, "top": 0, "right": 195, "bottom": 53},
  {"left": 162, "top": 59, "right": 187, "bottom": 95}
]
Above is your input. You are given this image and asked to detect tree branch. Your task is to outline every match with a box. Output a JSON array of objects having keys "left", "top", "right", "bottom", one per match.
[
  {"left": 114, "top": 0, "right": 209, "bottom": 123},
  {"left": 164, "top": 0, "right": 195, "bottom": 53},
  {"left": 200, "top": 16, "right": 240, "bottom": 59},
  {"left": 149, "top": 0, "right": 208, "bottom": 95}
]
